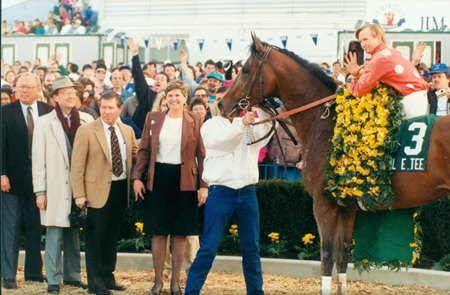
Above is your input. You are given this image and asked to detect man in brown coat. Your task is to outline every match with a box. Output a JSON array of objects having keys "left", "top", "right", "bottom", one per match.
[{"left": 71, "top": 91, "right": 137, "bottom": 295}]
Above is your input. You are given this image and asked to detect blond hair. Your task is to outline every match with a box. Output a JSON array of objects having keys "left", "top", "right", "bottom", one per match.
[
  {"left": 151, "top": 92, "right": 167, "bottom": 112},
  {"left": 164, "top": 80, "right": 189, "bottom": 98},
  {"left": 355, "top": 23, "right": 386, "bottom": 43}
]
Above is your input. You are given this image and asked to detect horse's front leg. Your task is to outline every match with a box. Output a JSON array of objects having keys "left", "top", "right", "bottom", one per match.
[
  {"left": 313, "top": 198, "right": 338, "bottom": 295},
  {"left": 335, "top": 209, "right": 357, "bottom": 295}
]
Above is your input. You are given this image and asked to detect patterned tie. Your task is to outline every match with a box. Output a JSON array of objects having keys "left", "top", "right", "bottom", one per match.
[
  {"left": 109, "top": 126, "right": 123, "bottom": 177},
  {"left": 27, "top": 106, "right": 34, "bottom": 158}
]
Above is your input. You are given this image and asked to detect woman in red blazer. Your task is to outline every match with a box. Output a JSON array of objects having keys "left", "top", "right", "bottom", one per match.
[{"left": 133, "top": 81, "right": 208, "bottom": 295}]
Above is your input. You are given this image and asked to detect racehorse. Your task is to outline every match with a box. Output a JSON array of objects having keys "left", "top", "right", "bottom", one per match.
[{"left": 218, "top": 34, "right": 450, "bottom": 295}]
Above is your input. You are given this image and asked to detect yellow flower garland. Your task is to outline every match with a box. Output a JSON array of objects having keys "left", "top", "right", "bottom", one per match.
[{"left": 325, "top": 83, "right": 403, "bottom": 209}]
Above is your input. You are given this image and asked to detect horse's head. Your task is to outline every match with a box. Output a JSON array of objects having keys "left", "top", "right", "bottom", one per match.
[{"left": 218, "top": 33, "right": 279, "bottom": 117}]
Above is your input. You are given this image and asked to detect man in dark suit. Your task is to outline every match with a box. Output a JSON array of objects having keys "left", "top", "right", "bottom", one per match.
[
  {"left": 1, "top": 72, "right": 53, "bottom": 289},
  {"left": 71, "top": 91, "right": 137, "bottom": 295},
  {"left": 127, "top": 37, "right": 168, "bottom": 130}
]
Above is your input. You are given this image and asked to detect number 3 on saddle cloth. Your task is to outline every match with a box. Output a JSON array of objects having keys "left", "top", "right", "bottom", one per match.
[{"left": 391, "top": 115, "right": 440, "bottom": 172}]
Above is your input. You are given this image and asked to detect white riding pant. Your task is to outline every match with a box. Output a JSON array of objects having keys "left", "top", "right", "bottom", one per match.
[{"left": 401, "top": 90, "right": 428, "bottom": 119}]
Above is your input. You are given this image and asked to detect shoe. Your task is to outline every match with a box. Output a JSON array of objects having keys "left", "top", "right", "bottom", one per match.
[
  {"left": 88, "top": 287, "right": 112, "bottom": 295},
  {"left": 47, "top": 284, "right": 60, "bottom": 293},
  {"left": 64, "top": 280, "right": 88, "bottom": 289},
  {"left": 25, "top": 276, "right": 47, "bottom": 283},
  {"left": 105, "top": 283, "right": 125, "bottom": 291},
  {"left": 2, "top": 278, "right": 17, "bottom": 289}
]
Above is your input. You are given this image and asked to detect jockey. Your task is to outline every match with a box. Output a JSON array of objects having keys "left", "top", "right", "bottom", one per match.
[{"left": 344, "top": 23, "right": 429, "bottom": 119}]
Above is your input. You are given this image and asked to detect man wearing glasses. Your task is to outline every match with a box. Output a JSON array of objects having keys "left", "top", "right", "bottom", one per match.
[
  {"left": 1, "top": 73, "right": 53, "bottom": 289},
  {"left": 32, "top": 76, "right": 93, "bottom": 293},
  {"left": 192, "top": 86, "right": 213, "bottom": 119},
  {"left": 94, "top": 63, "right": 112, "bottom": 94}
]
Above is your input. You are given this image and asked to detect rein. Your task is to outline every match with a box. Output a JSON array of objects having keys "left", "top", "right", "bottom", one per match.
[{"left": 252, "top": 93, "right": 337, "bottom": 126}]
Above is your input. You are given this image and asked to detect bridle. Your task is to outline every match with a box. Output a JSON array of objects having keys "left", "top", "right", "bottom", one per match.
[
  {"left": 226, "top": 44, "right": 337, "bottom": 146},
  {"left": 228, "top": 45, "right": 273, "bottom": 116}
]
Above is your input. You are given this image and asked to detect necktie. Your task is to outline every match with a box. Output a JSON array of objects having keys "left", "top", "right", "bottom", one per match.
[
  {"left": 66, "top": 116, "right": 71, "bottom": 128},
  {"left": 109, "top": 126, "right": 123, "bottom": 177},
  {"left": 27, "top": 106, "right": 34, "bottom": 158}
]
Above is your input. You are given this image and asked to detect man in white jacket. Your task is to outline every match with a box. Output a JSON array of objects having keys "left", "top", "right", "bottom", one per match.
[
  {"left": 185, "top": 108, "right": 271, "bottom": 295},
  {"left": 32, "top": 76, "right": 92, "bottom": 293}
]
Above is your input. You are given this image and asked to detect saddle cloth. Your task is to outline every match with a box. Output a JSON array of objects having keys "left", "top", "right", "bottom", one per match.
[{"left": 392, "top": 115, "right": 439, "bottom": 171}]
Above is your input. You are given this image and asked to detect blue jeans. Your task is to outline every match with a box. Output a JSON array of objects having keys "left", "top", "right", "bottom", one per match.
[{"left": 185, "top": 185, "right": 264, "bottom": 295}]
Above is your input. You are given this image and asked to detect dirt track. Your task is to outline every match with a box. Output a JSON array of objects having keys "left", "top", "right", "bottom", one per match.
[{"left": 2, "top": 267, "right": 449, "bottom": 294}]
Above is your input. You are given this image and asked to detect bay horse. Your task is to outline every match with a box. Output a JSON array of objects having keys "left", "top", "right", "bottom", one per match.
[{"left": 219, "top": 34, "right": 450, "bottom": 295}]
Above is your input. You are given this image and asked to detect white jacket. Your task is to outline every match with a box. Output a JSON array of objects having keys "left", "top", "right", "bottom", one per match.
[
  {"left": 201, "top": 110, "right": 272, "bottom": 189},
  {"left": 32, "top": 110, "right": 94, "bottom": 227}
]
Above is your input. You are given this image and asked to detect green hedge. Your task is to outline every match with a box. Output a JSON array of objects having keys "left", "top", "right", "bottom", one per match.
[
  {"left": 419, "top": 197, "right": 450, "bottom": 261},
  {"left": 256, "top": 179, "right": 316, "bottom": 246},
  {"left": 119, "top": 179, "right": 450, "bottom": 266}
]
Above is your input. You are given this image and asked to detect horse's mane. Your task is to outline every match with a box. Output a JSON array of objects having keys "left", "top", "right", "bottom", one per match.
[{"left": 250, "top": 42, "right": 337, "bottom": 93}]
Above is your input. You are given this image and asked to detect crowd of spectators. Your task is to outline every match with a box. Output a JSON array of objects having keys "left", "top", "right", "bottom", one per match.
[
  {"left": 1, "top": 39, "right": 448, "bottom": 156},
  {"left": 2, "top": 0, "right": 98, "bottom": 36}
]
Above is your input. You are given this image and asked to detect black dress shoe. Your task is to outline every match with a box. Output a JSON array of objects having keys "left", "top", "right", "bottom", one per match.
[
  {"left": 64, "top": 280, "right": 88, "bottom": 289},
  {"left": 88, "top": 287, "right": 112, "bottom": 295},
  {"left": 25, "top": 276, "right": 47, "bottom": 283},
  {"left": 2, "top": 278, "right": 17, "bottom": 289},
  {"left": 47, "top": 284, "right": 60, "bottom": 294},
  {"left": 105, "top": 283, "right": 125, "bottom": 291}
]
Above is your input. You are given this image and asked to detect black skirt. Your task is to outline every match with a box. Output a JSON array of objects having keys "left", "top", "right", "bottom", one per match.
[{"left": 143, "top": 162, "right": 199, "bottom": 236}]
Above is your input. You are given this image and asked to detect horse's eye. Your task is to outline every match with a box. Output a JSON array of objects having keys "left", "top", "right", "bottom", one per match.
[{"left": 242, "top": 67, "right": 250, "bottom": 74}]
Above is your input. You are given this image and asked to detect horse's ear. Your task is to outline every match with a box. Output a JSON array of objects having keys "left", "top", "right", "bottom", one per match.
[{"left": 251, "top": 33, "right": 264, "bottom": 54}]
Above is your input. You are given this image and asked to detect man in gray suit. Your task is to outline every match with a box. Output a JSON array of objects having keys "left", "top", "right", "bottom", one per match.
[{"left": 32, "top": 76, "right": 93, "bottom": 293}]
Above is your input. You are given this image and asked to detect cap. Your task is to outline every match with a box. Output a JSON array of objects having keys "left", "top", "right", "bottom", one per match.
[
  {"left": 206, "top": 70, "right": 224, "bottom": 83},
  {"left": 429, "top": 63, "right": 449, "bottom": 74}
]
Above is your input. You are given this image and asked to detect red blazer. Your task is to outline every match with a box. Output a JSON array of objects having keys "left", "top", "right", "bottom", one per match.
[{"left": 133, "top": 110, "right": 207, "bottom": 191}]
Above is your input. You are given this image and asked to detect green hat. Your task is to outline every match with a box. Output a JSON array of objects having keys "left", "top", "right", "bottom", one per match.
[{"left": 206, "top": 71, "right": 224, "bottom": 83}]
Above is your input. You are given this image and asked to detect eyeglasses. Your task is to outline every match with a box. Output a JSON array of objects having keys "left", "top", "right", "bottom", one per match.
[
  {"left": 346, "top": 78, "right": 357, "bottom": 83},
  {"left": 16, "top": 85, "right": 37, "bottom": 91},
  {"left": 59, "top": 90, "right": 78, "bottom": 97}
]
